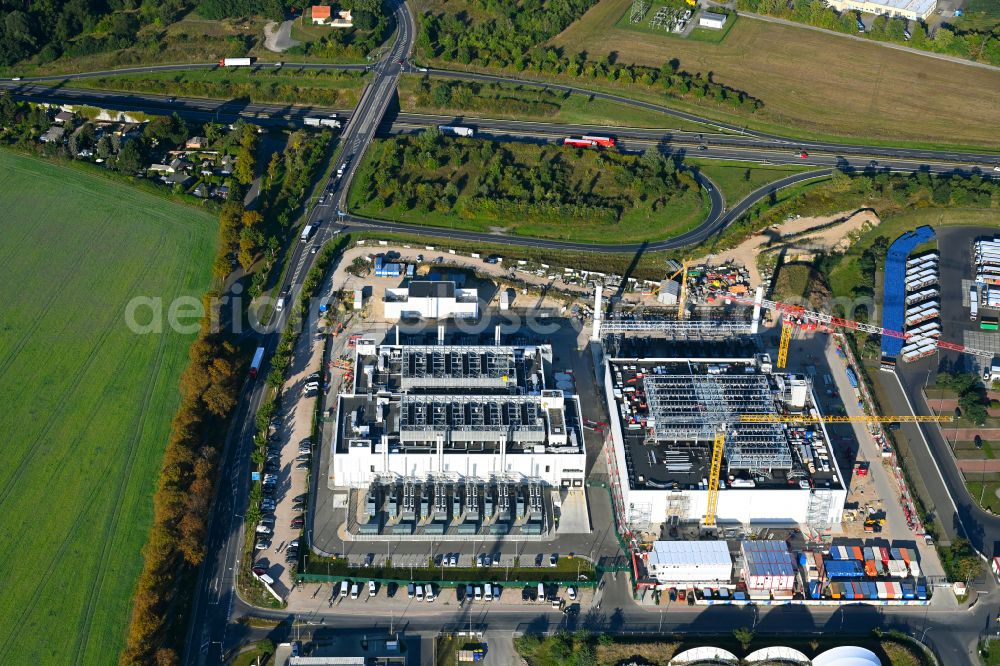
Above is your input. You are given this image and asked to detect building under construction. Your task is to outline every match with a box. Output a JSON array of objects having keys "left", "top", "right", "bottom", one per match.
[{"left": 602, "top": 354, "right": 846, "bottom": 531}]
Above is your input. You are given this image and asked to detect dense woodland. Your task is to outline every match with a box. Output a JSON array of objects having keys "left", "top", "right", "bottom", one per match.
[
  {"left": 0, "top": 0, "right": 192, "bottom": 66},
  {"left": 417, "top": 1, "right": 763, "bottom": 112},
  {"left": 737, "top": 0, "right": 1000, "bottom": 65}
]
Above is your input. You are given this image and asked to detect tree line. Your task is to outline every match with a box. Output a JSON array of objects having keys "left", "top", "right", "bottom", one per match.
[
  {"left": 737, "top": 0, "right": 1000, "bottom": 66},
  {"left": 413, "top": 78, "right": 562, "bottom": 117},
  {"left": 419, "top": 12, "right": 763, "bottom": 113},
  {"left": 85, "top": 69, "right": 364, "bottom": 109}
]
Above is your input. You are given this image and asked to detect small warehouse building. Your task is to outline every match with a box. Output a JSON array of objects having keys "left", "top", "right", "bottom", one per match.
[
  {"left": 698, "top": 11, "right": 728, "bottom": 29},
  {"left": 645, "top": 540, "right": 732, "bottom": 586},
  {"left": 383, "top": 281, "right": 478, "bottom": 320}
]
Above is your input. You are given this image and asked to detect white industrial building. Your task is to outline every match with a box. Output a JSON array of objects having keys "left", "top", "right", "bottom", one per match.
[
  {"left": 329, "top": 339, "right": 586, "bottom": 490},
  {"left": 825, "top": 0, "right": 935, "bottom": 20},
  {"left": 698, "top": 11, "right": 728, "bottom": 28},
  {"left": 383, "top": 280, "right": 478, "bottom": 320},
  {"left": 644, "top": 540, "right": 732, "bottom": 585},
  {"left": 603, "top": 355, "right": 846, "bottom": 531}
]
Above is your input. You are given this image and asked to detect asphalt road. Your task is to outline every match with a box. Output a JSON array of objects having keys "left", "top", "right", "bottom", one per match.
[{"left": 181, "top": 2, "right": 414, "bottom": 664}]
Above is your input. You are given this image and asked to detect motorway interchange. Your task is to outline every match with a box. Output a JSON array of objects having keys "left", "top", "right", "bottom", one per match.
[{"left": 11, "top": 0, "right": 995, "bottom": 662}]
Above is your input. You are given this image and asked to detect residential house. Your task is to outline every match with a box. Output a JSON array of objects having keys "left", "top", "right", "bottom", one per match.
[
  {"left": 219, "top": 154, "right": 235, "bottom": 175},
  {"left": 193, "top": 183, "right": 209, "bottom": 198},
  {"left": 166, "top": 171, "right": 194, "bottom": 188},
  {"left": 54, "top": 110, "right": 75, "bottom": 124},
  {"left": 149, "top": 163, "right": 175, "bottom": 174},
  {"left": 330, "top": 9, "right": 353, "bottom": 27},
  {"left": 199, "top": 159, "right": 214, "bottom": 176},
  {"left": 311, "top": 5, "right": 332, "bottom": 23},
  {"left": 214, "top": 185, "right": 230, "bottom": 199},
  {"left": 40, "top": 126, "right": 65, "bottom": 143},
  {"left": 186, "top": 136, "right": 207, "bottom": 150}
]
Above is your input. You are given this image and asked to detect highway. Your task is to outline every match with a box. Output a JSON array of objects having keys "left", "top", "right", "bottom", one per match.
[{"left": 181, "top": 1, "right": 414, "bottom": 664}]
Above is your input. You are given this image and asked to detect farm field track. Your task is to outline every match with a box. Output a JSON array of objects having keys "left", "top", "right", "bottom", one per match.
[
  {"left": 548, "top": 0, "right": 1000, "bottom": 148},
  {"left": 0, "top": 152, "right": 216, "bottom": 664}
]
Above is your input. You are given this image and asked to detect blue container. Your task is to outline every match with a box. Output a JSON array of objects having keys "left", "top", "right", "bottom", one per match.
[{"left": 825, "top": 560, "right": 865, "bottom": 578}]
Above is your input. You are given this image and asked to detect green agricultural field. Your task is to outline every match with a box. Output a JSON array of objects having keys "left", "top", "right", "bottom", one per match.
[
  {"left": 349, "top": 135, "right": 708, "bottom": 243},
  {"left": 548, "top": 0, "right": 1000, "bottom": 149},
  {"left": 72, "top": 67, "right": 368, "bottom": 109},
  {"left": 0, "top": 152, "right": 216, "bottom": 664}
]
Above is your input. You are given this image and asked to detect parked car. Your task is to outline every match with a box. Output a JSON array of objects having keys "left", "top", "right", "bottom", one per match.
[
  {"left": 296, "top": 461, "right": 310, "bottom": 469},
  {"left": 291, "top": 517, "right": 305, "bottom": 528},
  {"left": 254, "top": 539, "right": 270, "bottom": 550},
  {"left": 387, "top": 582, "right": 398, "bottom": 597},
  {"left": 304, "top": 381, "right": 320, "bottom": 392},
  {"left": 549, "top": 553, "right": 558, "bottom": 567},
  {"left": 449, "top": 553, "right": 458, "bottom": 567},
  {"left": 568, "top": 586, "right": 577, "bottom": 601},
  {"left": 415, "top": 585, "right": 424, "bottom": 601},
  {"left": 492, "top": 553, "right": 501, "bottom": 566},
  {"left": 407, "top": 582, "right": 415, "bottom": 598},
  {"left": 350, "top": 583, "right": 360, "bottom": 599},
  {"left": 340, "top": 581, "right": 350, "bottom": 597},
  {"left": 369, "top": 580, "right": 377, "bottom": 596},
  {"left": 252, "top": 566, "right": 268, "bottom": 576}
]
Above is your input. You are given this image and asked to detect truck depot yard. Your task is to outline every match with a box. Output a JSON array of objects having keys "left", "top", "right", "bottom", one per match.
[{"left": 0, "top": 153, "right": 216, "bottom": 663}]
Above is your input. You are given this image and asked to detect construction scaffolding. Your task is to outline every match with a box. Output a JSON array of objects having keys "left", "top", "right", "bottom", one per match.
[
  {"left": 644, "top": 374, "right": 775, "bottom": 441},
  {"left": 600, "top": 317, "right": 753, "bottom": 338},
  {"left": 644, "top": 374, "right": 791, "bottom": 471}
]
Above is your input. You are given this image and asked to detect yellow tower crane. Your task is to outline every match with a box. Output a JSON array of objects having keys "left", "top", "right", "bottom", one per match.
[
  {"left": 702, "top": 428, "right": 726, "bottom": 528},
  {"left": 776, "top": 318, "right": 793, "bottom": 369}
]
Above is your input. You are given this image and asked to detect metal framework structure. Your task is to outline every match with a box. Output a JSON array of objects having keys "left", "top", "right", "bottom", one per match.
[
  {"left": 703, "top": 429, "right": 725, "bottom": 527},
  {"left": 739, "top": 414, "right": 953, "bottom": 424},
  {"left": 629, "top": 0, "right": 649, "bottom": 22},
  {"left": 600, "top": 318, "right": 752, "bottom": 336},
  {"left": 644, "top": 374, "right": 775, "bottom": 440},
  {"left": 777, "top": 319, "right": 792, "bottom": 369},
  {"left": 400, "top": 345, "right": 519, "bottom": 390},
  {"left": 732, "top": 291, "right": 996, "bottom": 360}
]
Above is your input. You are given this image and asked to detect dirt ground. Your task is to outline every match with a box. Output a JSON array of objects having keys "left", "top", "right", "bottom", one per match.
[{"left": 691, "top": 209, "right": 880, "bottom": 288}]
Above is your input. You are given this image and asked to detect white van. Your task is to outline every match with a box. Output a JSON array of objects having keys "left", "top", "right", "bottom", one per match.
[
  {"left": 425, "top": 584, "right": 435, "bottom": 601},
  {"left": 368, "top": 580, "right": 377, "bottom": 596},
  {"left": 415, "top": 585, "right": 424, "bottom": 601},
  {"left": 537, "top": 583, "right": 546, "bottom": 602},
  {"left": 340, "top": 581, "right": 350, "bottom": 597},
  {"left": 484, "top": 584, "right": 493, "bottom": 601},
  {"left": 258, "top": 573, "right": 275, "bottom": 587},
  {"left": 474, "top": 586, "right": 482, "bottom": 601},
  {"left": 350, "top": 582, "right": 360, "bottom": 599}
]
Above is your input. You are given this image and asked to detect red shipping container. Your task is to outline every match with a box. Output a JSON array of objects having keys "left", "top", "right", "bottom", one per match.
[{"left": 879, "top": 547, "right": 890, "bottom": 563}]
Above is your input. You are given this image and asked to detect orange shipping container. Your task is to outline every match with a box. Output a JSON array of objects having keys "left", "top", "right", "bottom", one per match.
[
  {"left": 851, "top": 547, "right": 863, "bottom": 561},
  {"left": 864, "top": 560, "right": 877, "bottom": 577},
  {"left": 728, "top": 284, "right": 749, "bottom": 295}
]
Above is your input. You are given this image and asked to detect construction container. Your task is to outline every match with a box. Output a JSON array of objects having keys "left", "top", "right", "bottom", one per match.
[
  {"left": 825, "top": 559, "right": 865, "bottom": 578},
  {"left": 908, "top": 560, "right": 921, "bottom": 577}
]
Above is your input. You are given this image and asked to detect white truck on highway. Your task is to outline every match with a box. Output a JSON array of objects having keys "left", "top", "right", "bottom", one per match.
[
  {"left": 305, "top": 116, "right": 341, "bottom": 128},
  {"left": 439, "top": 125, "right": 474, "bottom": 138},
  {"left": 219, "top": 57, "right": 253, "bottom": 67}
]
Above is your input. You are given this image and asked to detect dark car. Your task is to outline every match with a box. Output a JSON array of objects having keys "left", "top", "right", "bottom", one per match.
[
  {"left": 252, "top": 566, "right": 268, "bottom": 576},
  {"left": 291, "top": 517, "right": 305, "bottom": 528},
  {"left": 387, "top": 582, "right": 398, "bottom": 598},
  {"left": 668, "top": 587, "right": 677, "bottom": 602},
  {"left": 976, "top": 435, "right": 984, "bottom": 449}
]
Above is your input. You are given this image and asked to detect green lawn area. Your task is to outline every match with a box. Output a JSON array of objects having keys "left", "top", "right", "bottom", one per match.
[
  {"left": 0, "top": 152, "right": 216, "bottom": 664},
  {"left": 72, "top": 67, "right": 368, "bottom": 108},
  {"left": 348, "top": 135, "right": 709, "bottom": 244},
  {"left": 826, "top": 208, "right": 998, "bottom": 301},
  {"left": 965, "top": 476, "right": 1000, "bottom": 513},
  {"left": 688, "top": 159, "right": 815, "bottom": 206},
  {"left": 398, "top": 74, "right": 707, "bottom": 130},
  {"left": 771, "top": 262, "right": 817, "bottom": 302}
]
